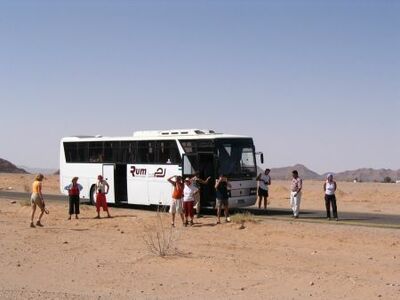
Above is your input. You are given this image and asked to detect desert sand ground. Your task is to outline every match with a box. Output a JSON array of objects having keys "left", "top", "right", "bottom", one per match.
[
  {"left": 1, "top": 173, "right": 400, "bottom": 214},
  {"left": 0, "top": 174, "right": 399, "bottom": 299}
]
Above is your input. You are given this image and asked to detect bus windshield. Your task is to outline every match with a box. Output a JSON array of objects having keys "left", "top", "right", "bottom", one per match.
[{"left": 215, "top": 138, "right": 256, "bottom": 179}]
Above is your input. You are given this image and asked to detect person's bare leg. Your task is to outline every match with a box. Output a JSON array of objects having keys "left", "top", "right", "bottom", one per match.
[
  {"left": 224, "top": 206, "right": 229, "bottom": 221},
  {"left": 217, "top": 207, "right": 221, "bottom": 223},
  {"left": 30, "top": 205, "right": 36, "bottom": 227},
  {"left": 171, "top": 212, "right": 176, "bottom": 226},
  {"left": 258, "top": 196, "right": 262, "bottom": 209}
]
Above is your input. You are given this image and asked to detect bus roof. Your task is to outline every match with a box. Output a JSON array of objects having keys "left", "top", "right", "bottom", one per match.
[{"left": 61, "top": 129, "right": 251, "bottom": 142}]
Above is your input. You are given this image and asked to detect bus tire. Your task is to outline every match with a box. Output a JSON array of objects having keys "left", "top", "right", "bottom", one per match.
[{"left": 90, "top": 185, "right": 96, "bottom": 205}]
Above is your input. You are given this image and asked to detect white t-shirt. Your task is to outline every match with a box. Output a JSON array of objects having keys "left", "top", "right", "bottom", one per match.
[
  {"left": 183, "top": 183, "right": 198, "bottom": 202},
  {"left": 325, "top": 181, "right": 336, "bottom": 195},
  {"left": 258, "top": 174, "right": 270, "bottom": 190},
  {"left": 96, "top": 180, "right": 108, "bottom": 194}
]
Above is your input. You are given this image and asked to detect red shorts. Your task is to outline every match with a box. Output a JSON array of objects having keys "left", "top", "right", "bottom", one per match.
[{"left": 96, "top": 193, "right": 108, "bottom": 212}]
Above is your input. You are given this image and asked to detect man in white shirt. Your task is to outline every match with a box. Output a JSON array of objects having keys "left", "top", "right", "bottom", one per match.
[
  {"left": 290, "top": 170, "right": 302, "bottom": 218},
  {"left": 256, "top": 169, "right": 271, "bottom": 211}
]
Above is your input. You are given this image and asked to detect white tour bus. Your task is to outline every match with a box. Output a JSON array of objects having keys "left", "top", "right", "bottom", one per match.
[{"left": 59, "top": 129, "right": 263, "bottom": 208}]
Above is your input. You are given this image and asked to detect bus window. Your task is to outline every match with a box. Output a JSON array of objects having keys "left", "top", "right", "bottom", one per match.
[
  {"left": 77, "top": 142, "right": 89, "bottom": 163},
  {"left": 89, "top": 142, "right": 103, "bottom": 162},
  {"left": 120, "top": 141, "right": 136, "bottom": 164},
  {"left": 137, "top": 141, "right": 154, "bottom": 164},
  {"left": 64, "top": 142, "right": 77, "bottom": 162},
  {"left": 157, "top": 141, "right": 181, "bottom": 164},
  {"left": 104, "top": 141, "right": 120, "bottom": 163}
]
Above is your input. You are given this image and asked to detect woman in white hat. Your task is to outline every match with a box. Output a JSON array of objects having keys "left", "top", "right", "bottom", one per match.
[{"left": 64, "top": 177, "right": 83, "bottom": 220}]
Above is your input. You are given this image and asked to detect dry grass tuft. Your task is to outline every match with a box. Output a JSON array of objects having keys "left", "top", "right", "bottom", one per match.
[
  {"left": 142, "top": 206, "right": 181, "bottom": 257},
  {"left": 230, "top": 212, "right": 258, "bottom": 224}
]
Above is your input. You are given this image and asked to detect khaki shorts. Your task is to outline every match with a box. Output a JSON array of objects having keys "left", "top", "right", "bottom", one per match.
[
  {"left": 169, "top": 198, "right": 183, "bottom": 214},
  {"left": 31, "top": 193, "right": 44, "bottom": 210}
]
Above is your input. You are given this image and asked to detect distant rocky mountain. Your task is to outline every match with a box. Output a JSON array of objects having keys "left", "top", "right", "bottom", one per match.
[
  {"left": 18, "top": 165, "right": 58, "bottom": 175},
  {"left": 258, "top": 164, "right": 400, "bottom": 182},
  {"left": 269, "top": 164, "right": 322, "bottom": 180},
  {"left": 333, "top": 168, "right": 400, "bottom": 182},
  {"left": 0, "top": 158, "right": 28, "bottom": 174}
]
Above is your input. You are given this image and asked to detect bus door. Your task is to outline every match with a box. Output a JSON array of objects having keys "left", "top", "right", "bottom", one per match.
[
  {"left": 102, "top": 164, "right": 115, "bottom": 204},
  {"left": 182, "top": 154, "right": 198, "bottom": 178},
  {"left": 115, "top": 164, "right": 127, "bottom": 203},
  {"left": 198, "top": 152, "right": 216, "bottom": 207},
  {"left": 182, "top": 153, "right": 216, "bottom": 207}
]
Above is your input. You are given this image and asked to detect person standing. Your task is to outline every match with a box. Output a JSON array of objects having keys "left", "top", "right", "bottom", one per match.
[
  {"left": 182, "top": 177, "right": 199, "bottom": 226},
  {"left": 215, "top": 174, "right": 231, "bottom": 224},
  {"left": 290, "top": 170, "right": 302, "bottom": 218},
  {"left": 64, "top": 177, "right": 83, "bottom": 220},
  {"left": 324, "top": 174, "right": 338, "bottom": 221},
  {"left": 30, "top": 174, "right": 46, "bottom": 228},
  {"left": 191, "top": 172, "right": 210, "bottom": 218},
  {"left": 167, "top": 175, "right": 185, "bottom": 227},
  {"left": 95, "top": 175, "right": 112, "bottom": 219},
  {"left": 256, "top": 169, "right": 271, "bottom": 211}
]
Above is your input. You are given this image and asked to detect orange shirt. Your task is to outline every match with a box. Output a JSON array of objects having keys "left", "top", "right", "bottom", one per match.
[
  {"left": 172, "top": 182, "right": 184, "bottom": 199},
  {"left": 32, "top": 180, "right": 42, "bottom": 194}
]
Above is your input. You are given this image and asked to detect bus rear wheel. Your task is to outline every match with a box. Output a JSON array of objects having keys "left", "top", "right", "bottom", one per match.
[{"left": 90, "top": 185, "right": 97, "bottom": 206}]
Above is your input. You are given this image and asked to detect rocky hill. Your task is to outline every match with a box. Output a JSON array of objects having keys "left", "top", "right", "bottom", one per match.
[
  {"left": 258, "top": 164, "right": 400, "bottom": 182},
  {"left": 333, "top": 168, "right": 400, "bottom": 182},
  {"left": 0, "top": 158, "right": 28, "bottom": 174},
  {"left": 269, "top": 164, "right": 322, "bottom": 180}
]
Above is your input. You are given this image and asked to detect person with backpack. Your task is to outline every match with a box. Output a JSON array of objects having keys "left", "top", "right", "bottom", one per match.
[{"left": 64, "top": 177, "right": 83, "bottom": 220}]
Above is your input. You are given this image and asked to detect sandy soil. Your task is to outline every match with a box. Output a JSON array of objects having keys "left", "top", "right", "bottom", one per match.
[
  {"left": 1, "top": 174, "right": 400, "bottom": 214},
  {"left": 0, "top": 197, "right": 399, "bottom": 299}
]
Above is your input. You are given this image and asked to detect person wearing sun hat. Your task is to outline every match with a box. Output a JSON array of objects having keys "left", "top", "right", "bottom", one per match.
[
  {"left": 64, "top": 176, "right": 83, "bottom": 220},
  {"left": 323, "top": 173, "right": 338, "bottom": 221},
  {"left": 95, "top": 175, "right": 112, "bottom": 219}
]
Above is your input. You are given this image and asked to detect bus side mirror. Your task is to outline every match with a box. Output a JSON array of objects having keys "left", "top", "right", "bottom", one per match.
[{"left": 256, "top": 152, "right": 264, "bottom": 164}]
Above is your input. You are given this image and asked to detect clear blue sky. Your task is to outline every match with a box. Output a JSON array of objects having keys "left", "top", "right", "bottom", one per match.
[{"left": 1, "top": 0, "right": 399, "bottom": 173}]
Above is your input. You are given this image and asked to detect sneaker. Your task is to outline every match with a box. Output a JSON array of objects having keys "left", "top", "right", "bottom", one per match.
[
  {"left": 189, "top": 220, "right": 194, "bottom": 226},
  {"left": 30, "top": 223, "right": 35, "bottom": 228},
  {"left": 226, "top": 217, "right": 231, "bottom": 223},
  {"left": 36, "top": 221, "right": 43, "bottom": 227},
  {"left": 68, "top": 216, "right": 72, "bottom": 220},
  {"left": 294, "top": 216, "right": 299, "bottom": 219}
]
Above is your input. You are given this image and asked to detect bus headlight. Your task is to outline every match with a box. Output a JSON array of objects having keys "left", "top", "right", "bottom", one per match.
[{"left": 249, "top": 188, "right": 257, "bottom": 195}]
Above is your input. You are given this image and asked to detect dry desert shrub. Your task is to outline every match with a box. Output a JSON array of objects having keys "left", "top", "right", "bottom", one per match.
[
  {"left": 142, "top": 205, "right": 181, "bottom": 257},
  {"left": 230, "top": 212, "right": 258, "bottom": 229}
]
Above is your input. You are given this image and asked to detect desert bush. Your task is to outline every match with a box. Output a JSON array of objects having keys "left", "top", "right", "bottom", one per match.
[
  {"left": 383, "top": 176, "right": 393, "bottom": 183},
  {"left": 230, "top": 211, "right": 258, "bottom": 224},
  {"left": 142, "top": 205, "right": 180, "bottom": 257}
]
